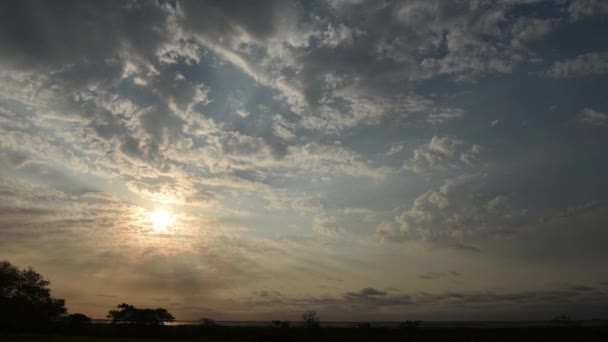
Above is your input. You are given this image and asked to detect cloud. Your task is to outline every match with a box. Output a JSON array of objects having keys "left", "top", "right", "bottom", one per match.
[
  {"left": 542, "top": 52, "right": 608, "bottom": 78},
  {"left": 510, "top": 18, "right": 558, "bottom": 50},
  {"left": 567, "top": 0, "right": 608, "bottom": 21},
  {"left": 343, "top": 287, "right": 387, "bottom": 299},
  {"left": 1, "top": 0, "right": 607, "bottom": 321},
  {"left": 0, "top": 1, "right": 173, "bottom": 96},
  {"left": 427, "top": 108, "right": 465, "bottom": 124},
  {"left": 404, "top": 136, "right": 482, "bottom": 173},
  {"left": 272, "top": 114, "right": 296, "bottom": 141},
  {"left": 287, "top": 142, "right": 391, "bottom": 179},
  {"left": 377, "top": 174, "right": 535, "bottom": 247},
  {"left": 418, "top": 271, "right": 461, "bottom": 280},
  {"left": 385, "top": 143, "right": 404, "bottom": 156},
  {"left": 245, "top": 284, "right": 608, "bottom": 320},
  {"left": 579, "top": 108, "right": 608, "bottom": 125},
  {"left": 312, "top": 214, "right": 343, "bottom": 236},
  {"left": 171, "top": 0, "right": 559, "bottom": 134}
]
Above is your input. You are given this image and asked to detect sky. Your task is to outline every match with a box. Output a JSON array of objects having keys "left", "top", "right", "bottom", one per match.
[{"left": 1, "top": 0, "right": 608, "bottom": 321}]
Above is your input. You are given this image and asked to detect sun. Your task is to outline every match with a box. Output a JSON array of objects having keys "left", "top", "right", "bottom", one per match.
[{"left": 149, "top": 209, "right": 173, "bottom": 231}]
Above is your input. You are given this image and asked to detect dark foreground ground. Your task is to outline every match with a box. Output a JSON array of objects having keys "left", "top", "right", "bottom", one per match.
[{"left": 4, "top": 326, "right": 608, "bottom": 342}]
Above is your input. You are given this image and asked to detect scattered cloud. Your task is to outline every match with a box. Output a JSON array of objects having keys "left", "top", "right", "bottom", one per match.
[
  {"left": 0, "top": 0, "right": 607, "bottom": 321},
  {"left": 542, "top": 52, "right": 608, "bottom": 78},
  {"left": 377, "top": 174, "right": 535, "bottom": 247},
  {"left": 568, "top": 0, "right": 608, "bottom": 21}
]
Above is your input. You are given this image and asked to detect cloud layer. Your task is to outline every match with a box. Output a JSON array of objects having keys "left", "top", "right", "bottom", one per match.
[{"left": 1, "top": 0, "right": 608, "bottom": 321}]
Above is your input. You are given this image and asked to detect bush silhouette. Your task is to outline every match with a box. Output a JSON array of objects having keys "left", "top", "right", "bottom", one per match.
[
  {"left": 199, "top": 317, "right": 220, "bottom": 328},
  {"left": 272, "top": 320, "right": 290, "bottom": 328},
  {"left": 107, "top": 303, "right": 174, "bottom": 325},
  {"left": 64, "top": 313, "right": 92, "bottom": 326},
  {"left": 400, "top": 320, "right": 423, "bottom": 330}
]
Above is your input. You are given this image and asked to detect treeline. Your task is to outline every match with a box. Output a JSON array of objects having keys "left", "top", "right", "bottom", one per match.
[
  {"left": 0, "top": 260, "right": 179, "bottom": 331},
  {"left": 3, "top": 260, "right": 607, "bottom": 341},
  {"left": 0, "top": 260, "right": 329, "bottom": 337}
]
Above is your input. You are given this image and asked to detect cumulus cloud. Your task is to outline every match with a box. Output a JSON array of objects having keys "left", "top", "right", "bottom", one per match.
[
  {"left": 404, "top": 136, "right": 482, "bottom": 173},
  {"left": 377, "top": 174, "right": 534, "bottom": 247}
]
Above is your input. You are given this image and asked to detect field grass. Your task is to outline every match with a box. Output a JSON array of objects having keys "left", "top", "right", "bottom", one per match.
[
  {"left": 1, "top": 336, "right": 240, "bottom": 342},
  {"left": 3, "top": 337, "right": 199, "bottom": 342},
  {"left": 3, "top": 326, "right": 608, "bottom": 342}
]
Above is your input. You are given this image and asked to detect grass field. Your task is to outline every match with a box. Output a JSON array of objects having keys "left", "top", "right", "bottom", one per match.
[
  {"left": 1, "top": 336, "right": 239, "bottom": 342},
  {"left": 3, "top": 326, "right": 608, "bottom": 342}
]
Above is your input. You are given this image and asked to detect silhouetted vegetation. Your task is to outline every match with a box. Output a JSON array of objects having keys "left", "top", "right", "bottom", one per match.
[
  {"left": 301, "top": 310, "right": 320, "bottom": 330},
  {"left": 198, "top": 317, "right": 220, "bottom": 328},
  {"left": 272, "top": 320, "right": 290, "bottom": 328},
  {"left": 63, "top": 313, "right": 92, "bottom": 326},
  {"left": 358, "top": 322, "right": 371, "bottom": 329},
  {"left": 107, "top": 303, "right": 174, "bottom": 326},
  {"left": 0, "top": 260, "right": 67, "bottom": 331},
  {"left": 400, "top": 320, "right": 423, "bottom": 330},
  {"left": 2, "top": 260, "right": 608, "bottom": 342}
]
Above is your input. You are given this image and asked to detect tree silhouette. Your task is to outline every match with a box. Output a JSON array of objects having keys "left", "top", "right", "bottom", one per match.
[
  {"left": 0, "top": 260, "right": 67, "bottom": 330},
  {"left": 301, "top": 311, "right": 320, "bottom": 330},
  {"left": 107, "top": 303, "right": 175, "bottom": 325}
]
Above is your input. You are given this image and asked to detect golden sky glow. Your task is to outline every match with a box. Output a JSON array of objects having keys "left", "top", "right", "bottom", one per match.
[{"left": 149, "top": 209, "right": 174, "bottom": 231}]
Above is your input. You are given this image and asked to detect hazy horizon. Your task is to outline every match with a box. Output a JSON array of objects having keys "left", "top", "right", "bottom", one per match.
[{"left": 1, "top": 0, "right": 608, "bottom": 322}]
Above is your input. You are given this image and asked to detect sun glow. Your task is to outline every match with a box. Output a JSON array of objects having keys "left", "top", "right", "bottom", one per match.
[{"left": 149, "top": 209, "right": 173, "bottom": 231}]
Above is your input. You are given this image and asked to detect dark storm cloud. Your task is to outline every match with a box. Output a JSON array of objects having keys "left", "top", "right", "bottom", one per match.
[
  {"left": 179, "top": 0, "right": 296, "bottom": 41},
  {"left": 0, "top": 0, "right": 168, "bottom": 70}
]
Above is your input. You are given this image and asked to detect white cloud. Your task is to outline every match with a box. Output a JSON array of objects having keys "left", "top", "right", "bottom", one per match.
[
  {"left": 385, "top": 143, "right": 404, "bottom": 156},
  {"left": 236, "top": 109, "right": 250, "bottom": 118},
  {"left": 579, "top": 108, "right": 608, "bottom": 125}
]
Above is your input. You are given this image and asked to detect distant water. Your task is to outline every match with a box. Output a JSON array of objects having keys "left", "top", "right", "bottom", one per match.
[{"left": 92, "top": 319, "right": 608, "bottom": 328}]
